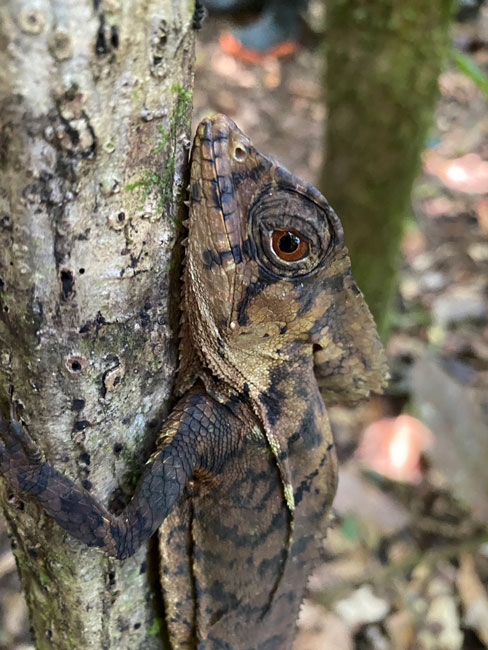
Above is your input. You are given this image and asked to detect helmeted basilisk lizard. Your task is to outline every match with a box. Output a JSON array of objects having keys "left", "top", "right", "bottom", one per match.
[{"left": 0, "top": 114, "right": 387, "bottom": 649}]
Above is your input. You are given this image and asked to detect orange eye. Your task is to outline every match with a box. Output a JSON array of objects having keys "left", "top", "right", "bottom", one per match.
[{"left": 271, "top": 229, "right": 309, "bottom": 261}]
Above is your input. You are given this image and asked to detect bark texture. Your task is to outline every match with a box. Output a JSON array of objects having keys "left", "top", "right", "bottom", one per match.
[
  {"left": 0, "top": 1, "right": 194, "bottom": 648},
  {"left": 321, "top": 0, "right": 453, "bottom": 336}
]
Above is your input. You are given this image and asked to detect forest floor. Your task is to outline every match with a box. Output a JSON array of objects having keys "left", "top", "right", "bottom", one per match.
[{"left": 1, "top": 4, "right": 488, "bottom": 650}]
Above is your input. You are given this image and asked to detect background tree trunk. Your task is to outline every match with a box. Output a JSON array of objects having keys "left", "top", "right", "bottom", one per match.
[
  {"left": 0, "top": 1, "right": 194, "bottom": 648},
  {"left": 321, "top": 0, "right": 453, "bottom": 336}
]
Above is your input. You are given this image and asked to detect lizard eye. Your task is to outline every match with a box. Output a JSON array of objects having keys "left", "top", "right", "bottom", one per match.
[
  {"left": 271, "top": 229, "right": 309, "bottom": 261},
  {"left": 249, "top": 187, "right": 332, "bottom": 278}
]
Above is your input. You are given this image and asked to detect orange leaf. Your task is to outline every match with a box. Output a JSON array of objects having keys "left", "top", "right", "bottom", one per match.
[
  {"left": 355, "top": 415, "right": 433, "bottom": 483},
  {"left": 424, "top": 151, "right": 488, "bottom": 194}
]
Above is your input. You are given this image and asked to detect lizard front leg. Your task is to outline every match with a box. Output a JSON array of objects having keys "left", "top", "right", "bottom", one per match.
[{"left": 0, "top": 390, "right": 242, "bottom": 560}]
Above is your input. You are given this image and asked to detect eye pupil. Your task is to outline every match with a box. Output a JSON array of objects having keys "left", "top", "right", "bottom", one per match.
[
  {"left": 271, "top": 229, "right": 309, "bottom": 261},
  {"left": 278, "top": 233, "right": 300, "bottom": 253}
]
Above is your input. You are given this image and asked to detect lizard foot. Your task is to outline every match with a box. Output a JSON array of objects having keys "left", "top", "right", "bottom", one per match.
[{"left": 0, "top": 407, "right": 43, "bottom": 492}]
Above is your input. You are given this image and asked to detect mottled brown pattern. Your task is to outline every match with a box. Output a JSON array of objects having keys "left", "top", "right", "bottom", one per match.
[{"left": 0, "top": 115, "right": 387, "bottom": 649}]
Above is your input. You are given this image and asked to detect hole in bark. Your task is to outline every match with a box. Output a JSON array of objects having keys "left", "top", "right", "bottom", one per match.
[
  {"left": 79, "top": 268, "right": 85, "bottom": 274},
  {"left": 134, "top": 623, "right": 141, "bottom": 630},
  {"left": 110, "top": 25, "right": 119, "bottom": 49},
  {"left": 95, "top": 14, "right": 108, "bottom": 56},
  {"left": 117, "top": 211, "right": 125, "bottom": 222},
  {"left": 113, "top": 442, "right": 123, "bottom": 455},
  {"left": 60, "top": 269, "right": 75, "bottom": 298},
  {"left": 72, "top": 398, "right": 85, "bottom": 411},
  {"left": 75, "top": 420, "right": 91, "bottom": 432},
  {"left": 0, "top": 215, "right": 11, "bottom": 229},
  {"left": 66, "top": 356, "right": 86, "bottom": 374},
  {"left": 0, "top": 278, "right": 4, "bottom": 290}
]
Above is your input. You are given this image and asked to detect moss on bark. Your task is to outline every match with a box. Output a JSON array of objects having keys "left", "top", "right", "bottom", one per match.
[{"left": 321, "top": 0, "right": 453, "bottom": 336}]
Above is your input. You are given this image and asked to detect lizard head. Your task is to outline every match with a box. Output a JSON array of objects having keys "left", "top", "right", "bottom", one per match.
[{"left": 178, "top": 114, "right": 388, "bottom": 404}]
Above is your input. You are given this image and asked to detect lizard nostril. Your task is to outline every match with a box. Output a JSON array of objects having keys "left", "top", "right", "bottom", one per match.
[{"left": 233, "top": 145, "right": 246, "bottom": 162}]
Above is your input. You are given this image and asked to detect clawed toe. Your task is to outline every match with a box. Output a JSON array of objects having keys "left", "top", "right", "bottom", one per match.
[{"left": 0, "top": 408, "right": 42, "bottom": 465}]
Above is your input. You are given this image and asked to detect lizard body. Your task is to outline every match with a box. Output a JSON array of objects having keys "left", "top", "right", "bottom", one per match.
[{"left": 0, "top": 115, "right": 387, "bottom": 649}]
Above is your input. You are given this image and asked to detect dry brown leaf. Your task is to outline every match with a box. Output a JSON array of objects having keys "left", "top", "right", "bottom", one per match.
[
  {"left": 262, "top": 59, "right": 281, "bottom": 89},
  {"left": 431, "top": 284, "right": 487, "bottom": 328},
  {"left": 385, "top": 610, "right": 416, "bottom": 650},
  {"left": 294, "top": 602, "right": 353, "bottom": 650},
  {"left": 456, "top": 554, "right": 488, "bottom": 646},
  {"left": 401, "top": 224, "right": 426, "bottom": 261},
  {"left": 476, "top": 196, "right": 488, "bottom": 233},
  {"left": 0, "top": 549, "right": 16, "bottom": 578},
  {"left": 211, "top": 50, "right": 256, "bottom": 88},
  {"left": 422, "top": 196, "right": 453, "bottom": 218},
  {"left": 308, "top": 548, "right": 380, "bottom": 593},
  {"left": 411, "top": 356, "right": 488, "bottom": 522},
  {"left": 334, "top": 585, "right": 390, "bottom": 629},
  {"left": 417, "top": 593, "right": 463, "bottom": 650},
  {"left": 334, "top": 463, "right": 411, "bottom": 536},
  {"left": 3, "top": 592, "right": 29, "bottom": 638}
]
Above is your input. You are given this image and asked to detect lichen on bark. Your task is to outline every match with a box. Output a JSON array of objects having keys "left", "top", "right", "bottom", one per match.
[{"left": 0, "top": 1, "right": 195, "bottom": 648}]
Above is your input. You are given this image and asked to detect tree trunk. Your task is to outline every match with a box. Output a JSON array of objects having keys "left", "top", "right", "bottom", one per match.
[
  {"left": 321, "top": 0, "right": 453, "bottom": 336},
  {"left": 0, "top": 1, "right": 194, "bottom": 648}
]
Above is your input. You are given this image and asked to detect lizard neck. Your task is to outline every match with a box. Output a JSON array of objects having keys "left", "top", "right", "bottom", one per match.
[
  {"left": 177, "top": 256, "right": 324, "bottom": 445},
  {"left": 196, "top": 344, "right": 322, "bottom": 441}
]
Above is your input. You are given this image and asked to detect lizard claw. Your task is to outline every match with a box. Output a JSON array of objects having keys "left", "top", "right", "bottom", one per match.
[{"left": 1, "top": 406, "right": 41, "bottom": 461}]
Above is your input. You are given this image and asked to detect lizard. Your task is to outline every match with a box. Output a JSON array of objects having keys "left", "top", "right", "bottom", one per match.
[{"left": 0, "top": 114, "right": 388, "bottom": 649}]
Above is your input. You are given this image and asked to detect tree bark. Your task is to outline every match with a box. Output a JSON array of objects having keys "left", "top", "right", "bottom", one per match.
[
  {"left": 321, "top": 0, "right": 453, "bottom": 336},
  {"left": 0, "top": 1, "right": 194, "bottom": 648}
]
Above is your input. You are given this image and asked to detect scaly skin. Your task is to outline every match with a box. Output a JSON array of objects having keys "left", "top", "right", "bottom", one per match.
[{"left": 0, "top": 115, "right": 388, "bottom": 649}]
